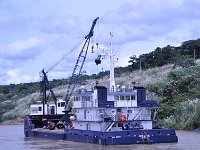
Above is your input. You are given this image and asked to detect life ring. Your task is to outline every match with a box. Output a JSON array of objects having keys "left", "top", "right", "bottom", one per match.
[
  {"left": 56, "top": 120, "right": 64, "bottom": 129},
  {"left": 57, "top": 123, "right": 64, "bottom": 129},
  {"left": 119, "top": 115, "right": 126, "bottom": 122}
]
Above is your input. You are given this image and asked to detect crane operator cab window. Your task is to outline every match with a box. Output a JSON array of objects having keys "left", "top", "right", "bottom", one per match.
[{"left": 58, "top": 102, "right": 66, "bottom": 107}]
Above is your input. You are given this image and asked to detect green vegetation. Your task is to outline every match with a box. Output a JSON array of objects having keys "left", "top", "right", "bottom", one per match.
[
  {"left": 147, "top": 66, "right": 200, "bottom": 130},
  {"left": 0, "top": 39, "right": 200, "bottom": 130},
  {"left": 127, "top": 39, "right": 200, "bottom": 72}
]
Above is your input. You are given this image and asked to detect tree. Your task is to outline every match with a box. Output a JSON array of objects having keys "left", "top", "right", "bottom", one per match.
[
  {"left": 181, "top": 39, "right": 200, "bottom": 59},
  {"left": 174, "top": 55, "right": 195, "bottom": 68},
  {"left": 128, "top": 55, "right": 139, "bottom": 70}
]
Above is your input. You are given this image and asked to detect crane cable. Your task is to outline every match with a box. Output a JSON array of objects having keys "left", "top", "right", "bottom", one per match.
[
  {"left": 46, "top": 38, "right": 85, "bottom": 73},
  {"left": 45, "top": 17, "right": 100, "bottom": 74}
]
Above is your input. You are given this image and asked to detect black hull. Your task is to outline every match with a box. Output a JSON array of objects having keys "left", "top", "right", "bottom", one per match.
[{"left": 24, "top": 116, "right": 178, "bottom": 145}]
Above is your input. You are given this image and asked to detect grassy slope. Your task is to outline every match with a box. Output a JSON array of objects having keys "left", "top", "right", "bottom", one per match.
[{"left": 2, "top": 64, "right": 200, "bottom": 129}]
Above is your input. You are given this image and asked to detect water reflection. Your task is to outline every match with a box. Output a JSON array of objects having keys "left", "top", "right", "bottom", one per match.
[
  {"left": 0, "top": 125, "right": 200, "bottom": 150},
  {"left": 22, "top": 130, "right": 200, "bottom": 150}
]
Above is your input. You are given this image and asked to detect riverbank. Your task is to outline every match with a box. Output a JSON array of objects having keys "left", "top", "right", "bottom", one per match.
[{"left": 0, "top": 117, "right": 23, "bottom": 125}]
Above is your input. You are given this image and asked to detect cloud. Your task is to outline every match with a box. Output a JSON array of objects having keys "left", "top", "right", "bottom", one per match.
[
  {"left": 47, "top": 70, "right": 70, "bottom": 81},
  {"left": 41, "top": 15, "right": 79, "bottom": 34},
  {"left": 0, "top": 2, "right": 80, "bottom": 37},
  {"left": 0, "top": 37, "right": 45, "bottom": 60},
  {"left": 0, "top": 1, "right": 36, "bottom": 35},
  {"left": 0, "top": 69, "right": 33, "bottom": 85},
  {"left": 101, "top": 0, "right": 200, "bottom": 45},
  {"left": 1, "top": 0, "right": 200, "bottom": 85},
  {"left": 103, "top": 0, "right": 193, "bottom": 24},
  {"left": 0, "top": 60, "right": 13, "bottom": 69}
]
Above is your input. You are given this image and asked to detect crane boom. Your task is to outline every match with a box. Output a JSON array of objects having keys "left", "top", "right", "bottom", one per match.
[
  {"left": 64, "top": 17, "right": 99, "bottom": 109},
  {"left": 85, "top": 17, "right": 99, "bottom": 39}
]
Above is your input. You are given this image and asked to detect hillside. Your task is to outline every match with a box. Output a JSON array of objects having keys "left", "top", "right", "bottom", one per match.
[
  {"left": 1, "top": 63, "right": 200, "bottom": 130},
  {"left": 1, "top": 38, "right": 200, "bottom": 129}
]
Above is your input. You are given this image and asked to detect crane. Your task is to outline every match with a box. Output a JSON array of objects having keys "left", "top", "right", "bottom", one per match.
[
  {"left": 63, "top": 17, "right": 99, "bottom": 109},
  {"left": 39, "top": 17, "right": 99, "bottom": 115},
  {"left": 40, "top": 69, "right": 58, "bottom": 115}
]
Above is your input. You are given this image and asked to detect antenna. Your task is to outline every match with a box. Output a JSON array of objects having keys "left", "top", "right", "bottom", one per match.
[{"left": 109, "top": 31, "right": 116, "bottom": 92}]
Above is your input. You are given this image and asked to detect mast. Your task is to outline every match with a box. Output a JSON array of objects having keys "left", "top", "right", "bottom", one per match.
[{"left": 109, "top": 32, "right": 116, "bottom": 92}]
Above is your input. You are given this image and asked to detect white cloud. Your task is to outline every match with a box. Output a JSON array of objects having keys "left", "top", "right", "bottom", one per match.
[
  {"left": 0, "top": 37, "right": 45, "bottom": 60},
  {"left": 102, "top": 0, "right": 200, "bottom": 41},
  {"left": 117, "top": 55, "right": 130, "bottom": 67},
  {"left": 40, "top": 15, "right": 79, "bottom": 34},
  {"left": 9, "top": 37, "right": 45, "bottom": 53},
  {"left": 3, "top": 69, "right": 33, "bottom": 85},
  {"left": 0, "top": 0, "right": 200, "bottom": 85},
  {"left": 48, "top": 71, "right": 70, "bottom": 81}
]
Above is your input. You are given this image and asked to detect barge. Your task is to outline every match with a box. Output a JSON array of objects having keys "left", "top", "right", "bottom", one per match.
[
  {"left": 24, "top": 85, "right": 178, "bottom": 144},
  {"left": 24, "top": 17, "right": 178, "bottom": 145}
]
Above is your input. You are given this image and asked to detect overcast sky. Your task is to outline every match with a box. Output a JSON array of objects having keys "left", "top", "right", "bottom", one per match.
[{"left": 0, "top": 0, "right": 200, "bottom": 85}]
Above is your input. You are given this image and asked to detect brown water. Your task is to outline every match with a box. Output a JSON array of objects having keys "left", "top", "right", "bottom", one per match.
[{"left": 0, "top": 125, "right": 199, "bottom": 150}]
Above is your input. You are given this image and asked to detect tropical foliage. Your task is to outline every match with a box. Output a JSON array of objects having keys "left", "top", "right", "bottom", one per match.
[{"left": 0, "top": 38, "right": 200, "bottom": 130}]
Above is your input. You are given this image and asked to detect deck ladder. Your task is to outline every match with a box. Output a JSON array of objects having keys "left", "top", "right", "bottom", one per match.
[{"left": 132, "top": 108, "right": 145, "bottom": 120}]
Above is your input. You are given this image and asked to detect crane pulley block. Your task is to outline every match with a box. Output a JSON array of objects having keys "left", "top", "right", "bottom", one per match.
[{"left": 95, "top": 55, "right": 101, "bottom": 65}]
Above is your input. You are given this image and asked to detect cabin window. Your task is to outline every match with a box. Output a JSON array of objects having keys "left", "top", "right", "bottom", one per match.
[
  {"left": 58, "top": 103, "right": 60, "bottom": 107},
  {"left": 82, "top": 96, "right": 90, "bottom": 101},
  {"left": 114, "top": 95, "right": 119, "bottom": 100},
  {"left": 74, "top": 97, "right": 79, "bottom": 101},
  {"left": 84, "top": 110, "right": 87, "bottom": 119},
  {"left": 128, "top": 110, "right": 132, "bottom": 113},
  {"left": 131, "top": 95, "right": 135, "bottom": 100},
  {"left": 85, "top": 96, "right": 90, "bottom": 101},
  {"left": 82, "top": 96, "right": 85, "bottom": 101},
  {"left": 39, "top": 107, "right": 42, "bottom": 111},
  {"left": 61, "top": 102, "right": 65, "bottom": 107},
  {"left": 82, "top": 96, "right": 89, "bottom": 101},
  {"left": 126, "top": 95, "right": 130, "bottom": 100},
  {"left": 31, "top": 107, "right": 38, "bottom": 113},
  {"left": 120, "top": 95, "right": 124, "bottom": 100},
  {"left": 117, "top": 108, "right": 121, "bottom": 113}
]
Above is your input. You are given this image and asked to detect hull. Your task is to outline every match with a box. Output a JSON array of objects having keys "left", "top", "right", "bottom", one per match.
[{"left": 24, "top": 116, "right": 178, "bottom": 145}]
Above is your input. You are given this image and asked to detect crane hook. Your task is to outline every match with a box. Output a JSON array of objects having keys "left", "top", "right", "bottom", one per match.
[{"left": 91, "top": 45, "right": 94, "bottom": 53}]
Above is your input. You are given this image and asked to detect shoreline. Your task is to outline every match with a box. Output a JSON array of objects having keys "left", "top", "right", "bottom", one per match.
[{"left": 0, "top": 118, "right": 23, "bottom": 125}]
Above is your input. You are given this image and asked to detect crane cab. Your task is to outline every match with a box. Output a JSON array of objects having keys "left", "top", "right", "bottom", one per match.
[{"left": 30, "top": 99, "right": 66, "bottom": 115}]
